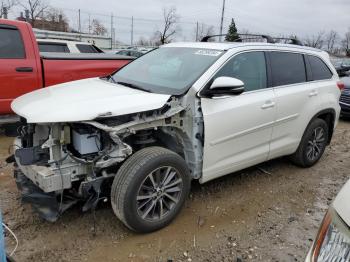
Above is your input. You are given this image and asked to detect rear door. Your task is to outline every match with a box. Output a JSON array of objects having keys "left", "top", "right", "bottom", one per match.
[
  {"left": 0, "top": 23, "right": 42, "bottom": 114},
  {"left": 268, "top": 51, "right": 321, "bottom": 159}
]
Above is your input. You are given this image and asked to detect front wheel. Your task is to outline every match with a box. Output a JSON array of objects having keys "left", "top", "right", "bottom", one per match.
[
  {"left": 111, "top": 147, "right": 191, "bottom": 233},
  {"left": 290, "top": 118, "right": 329, "bottom": 167}
]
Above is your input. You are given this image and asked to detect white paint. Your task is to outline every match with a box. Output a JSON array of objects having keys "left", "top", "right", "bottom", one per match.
[
  {"left": 198, "top": 43, "right": 340, "bottom": 183},
  {"left": 11, "top": 78, "right": 170, "bottom": 123},
  {"left": 333, "top": 179, "right": 350, "bottom": 227}
]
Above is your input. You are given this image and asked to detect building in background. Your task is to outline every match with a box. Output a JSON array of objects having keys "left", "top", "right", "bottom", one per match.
[{"left": 33, "top": 28, "right": 112, "bottom": 49}]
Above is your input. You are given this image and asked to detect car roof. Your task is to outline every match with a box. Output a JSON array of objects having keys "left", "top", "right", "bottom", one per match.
[
  {"left": 163, "top": 42, "right": 324, "bottom": 54},
  {"left": 37, "top": 39, "right": 92, "bottom": 45}
]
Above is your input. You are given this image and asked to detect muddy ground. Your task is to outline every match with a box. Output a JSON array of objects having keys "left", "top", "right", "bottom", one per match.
[{"left": 1, "top": 120, "right": 350, "bottom": 262}]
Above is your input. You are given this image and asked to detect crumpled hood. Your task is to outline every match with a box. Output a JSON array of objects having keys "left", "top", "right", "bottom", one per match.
[{"left": 11, "top": 78, "right": 170, "bottom": 123}]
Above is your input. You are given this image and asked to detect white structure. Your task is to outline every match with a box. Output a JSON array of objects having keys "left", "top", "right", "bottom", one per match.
[{"left": 33, "top": 28, "right": 112, "bottom": 49}]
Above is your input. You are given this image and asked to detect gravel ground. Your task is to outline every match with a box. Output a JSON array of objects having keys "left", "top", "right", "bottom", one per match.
[{"left": 1, "top": 120, "right": 349, "bottom": 262}]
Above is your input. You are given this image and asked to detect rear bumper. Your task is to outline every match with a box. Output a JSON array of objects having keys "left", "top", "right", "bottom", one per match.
[{"left": 340, "top": 101, "right": 350, "bottom": 117}]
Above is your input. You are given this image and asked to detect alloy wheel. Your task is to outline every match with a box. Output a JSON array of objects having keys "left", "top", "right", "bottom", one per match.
[
  {"left": 306, "top": 126, "right": 326, "bottom": 161},
  {"left": 136, "top": 166, "right": 183, "bottom": 221}
]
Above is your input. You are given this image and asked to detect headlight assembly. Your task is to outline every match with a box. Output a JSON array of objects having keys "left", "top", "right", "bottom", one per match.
[{"left": 310, "top": 208, "right": 350, "bottom": 262}]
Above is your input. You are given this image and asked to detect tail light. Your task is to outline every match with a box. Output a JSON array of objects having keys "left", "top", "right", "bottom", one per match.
[{"left": 337, "top": 81, "right": 345, "bottom": 91}]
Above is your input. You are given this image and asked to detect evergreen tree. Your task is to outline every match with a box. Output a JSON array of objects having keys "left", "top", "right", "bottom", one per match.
[{"left": 225, "top": 19, "right": 239, "bottom": 42}]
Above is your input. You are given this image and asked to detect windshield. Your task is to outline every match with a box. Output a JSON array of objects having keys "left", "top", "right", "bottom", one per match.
[{"left": 112, "top": 47, "right": 224, "bottom": 95}]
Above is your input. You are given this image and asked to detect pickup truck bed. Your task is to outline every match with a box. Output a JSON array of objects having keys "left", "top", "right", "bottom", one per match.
[{"left": 40, "top": 52, "right": 131, "bottom": 87}]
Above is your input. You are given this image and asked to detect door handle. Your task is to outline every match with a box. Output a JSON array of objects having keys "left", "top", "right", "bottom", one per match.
[
  {"left": 309, "top": 90, "right": 318, "bottom": 97},
  {"left": 15, "top": 67, "right": 33, "bottom": 72},
  {"left": 261, "top": 101, "right": 275, "bottom": 109}
]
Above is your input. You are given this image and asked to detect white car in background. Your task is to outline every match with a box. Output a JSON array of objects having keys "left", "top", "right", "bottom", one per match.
[
  {"left": 306, "top": 179, "right": 350, "bottom": 261},
  {"left": 37, "top": 39, "right": 104, "bottom": 53},
  {"left": 11, "top": 39, "right": 342, "bottom": 233}
]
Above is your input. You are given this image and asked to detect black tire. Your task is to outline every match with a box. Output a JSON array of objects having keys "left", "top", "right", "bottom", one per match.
[
  {"left": 111, "top": 147, "right": 191, "bottom": 233},
  {"left": 290, "top": 118, "right": 329, "bottom": 167}
]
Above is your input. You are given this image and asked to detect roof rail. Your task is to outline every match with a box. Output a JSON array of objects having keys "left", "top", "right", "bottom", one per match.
[
  {"left": 273, "top": 37, "right": 303, "bottom": 46},
  {"left": 200, "top": 33, "right": 304, "bottom": 46},
  {"left": 201, "top": 33, "right": 275, "bottom": 43}
]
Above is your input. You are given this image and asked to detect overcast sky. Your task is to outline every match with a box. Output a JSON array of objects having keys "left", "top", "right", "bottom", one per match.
[{"left": 11, "top": 0, "right": 350, "bottom": 44}]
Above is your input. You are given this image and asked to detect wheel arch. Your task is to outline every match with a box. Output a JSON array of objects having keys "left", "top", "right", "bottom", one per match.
[
  {"left": 156, "top": 127, "right": 201, "bottom": 179},
  {"left": 308, "top": 108, "right": 336, "bottom": 144}
]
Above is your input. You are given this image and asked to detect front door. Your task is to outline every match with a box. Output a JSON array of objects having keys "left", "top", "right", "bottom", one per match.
[
  {"left": 0, "top": 23, "right": 41, "bottom": 114},
  {"left": 200, "top": 51, "right": 275, "bottom": 183}
]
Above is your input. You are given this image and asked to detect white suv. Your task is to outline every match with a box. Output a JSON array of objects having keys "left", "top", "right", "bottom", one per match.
[{"left": 11, "top": 41, "right": 341, "bottom": 232}]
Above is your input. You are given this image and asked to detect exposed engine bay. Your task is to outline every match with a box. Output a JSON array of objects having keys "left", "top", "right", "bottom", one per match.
[{"left": 12, "top": 97, "right": 204, "bottom": 221}]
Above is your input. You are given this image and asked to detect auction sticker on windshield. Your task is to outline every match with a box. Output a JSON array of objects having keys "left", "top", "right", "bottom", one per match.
[{"left": 194, "top": 50, "right": 222, "bottom": 56}]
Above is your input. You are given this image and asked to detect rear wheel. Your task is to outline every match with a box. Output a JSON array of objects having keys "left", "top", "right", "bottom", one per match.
[
  {"left": 290, "top": 118, "right": 329, "bottom": 167},
  {"left": 111, "top": 147, "right": 191, "bottom": 233}
]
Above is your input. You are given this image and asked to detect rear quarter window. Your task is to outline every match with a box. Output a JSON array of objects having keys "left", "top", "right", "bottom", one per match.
[
  {"left": 269, "top": 52, "right": 306, "bottom": 87},
  {"left": 0, "top": 27, "right": 25, "bottom": 59},
  {"left": 307, "top": 55, "right": 333, "bottom": 81},
  {"left": 38, "top": 43, "right": 70, "bottom": 53}
]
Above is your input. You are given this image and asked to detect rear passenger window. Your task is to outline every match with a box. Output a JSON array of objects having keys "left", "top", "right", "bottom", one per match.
[
  {"left": 38, "top": 43, "right": 70, "bottom": 53},
  {"left": 308, "top": 55, "right": 333, "bottom": 80},
  {"left": 0, "top": 27, "right": 25, "bottom": 59},
  {"left": 269, "top": 52, "right": 306, "bottom": 86},
  {"left": 213, "top": 51, "right": 267, "bottom": 92}
]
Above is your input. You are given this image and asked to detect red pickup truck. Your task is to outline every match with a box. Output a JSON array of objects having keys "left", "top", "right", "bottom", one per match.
[{"left": 0, "top": 19, "right": 133, "bottom": 121}]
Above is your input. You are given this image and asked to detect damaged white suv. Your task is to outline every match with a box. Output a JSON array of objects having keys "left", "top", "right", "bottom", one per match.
[{"left": 10, "top": 41, "right": 341, "bottom": 232}]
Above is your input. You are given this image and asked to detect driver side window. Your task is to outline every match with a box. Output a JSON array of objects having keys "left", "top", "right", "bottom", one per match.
[{"left": 213, "top": 51, "right": 267, "bottom": 92}]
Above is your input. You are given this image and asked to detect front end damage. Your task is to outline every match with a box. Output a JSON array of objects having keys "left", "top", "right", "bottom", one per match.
[{"left": 11, "top": 98, "right": 204, "bottom": 221}]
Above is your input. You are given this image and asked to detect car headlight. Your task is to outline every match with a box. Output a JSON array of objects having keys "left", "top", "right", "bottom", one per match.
[{"left": 310, "top": 208, "right": 350, "bottom": 261}]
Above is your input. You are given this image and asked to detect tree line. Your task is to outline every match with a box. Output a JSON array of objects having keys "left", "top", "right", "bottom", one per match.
[{"left": 0, "top": 0, "right": 108, "bottom": 35}]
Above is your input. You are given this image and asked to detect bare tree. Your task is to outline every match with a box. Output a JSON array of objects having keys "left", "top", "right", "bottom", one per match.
[
  {"left": 155, "top": 7, "right": 180, "bottom": 44},
  {"left": 0, "top": 0, "right": 17, "bottom": 18},
  {"left": 19, "top": 0, "right": 49, "bottom": 27},
  {"left": 325, "top": 30, "right": 338, "bottom": 53},
  {"left": 304, "top": 31, "right": 325, "bottom": 49},
  {"left": 91, "top": 19, "right": 107, "bottom": 36},
  {"left": 341, "top": 29, "right": 350, "bottom": 56},
  {"left": 194, "top": 23, "right": 215, "bottom": 41}
]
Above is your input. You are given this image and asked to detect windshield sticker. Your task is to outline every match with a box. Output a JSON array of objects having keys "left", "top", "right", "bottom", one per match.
[{"left": 194, "top": 50, "right": 222, "bottom": 56}]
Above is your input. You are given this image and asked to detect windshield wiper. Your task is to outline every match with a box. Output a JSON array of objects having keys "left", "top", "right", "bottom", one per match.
[{"left": 116, "top": 81, "right": 151, "bottom": 92}]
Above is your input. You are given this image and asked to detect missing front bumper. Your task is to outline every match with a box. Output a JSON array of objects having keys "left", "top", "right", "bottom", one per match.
[{"left": 14, "top": 168, "right": 77, "bottom": 222}]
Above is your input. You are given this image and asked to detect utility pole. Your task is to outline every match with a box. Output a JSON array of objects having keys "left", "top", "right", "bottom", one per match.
[
  {"left": 78, "top": 9, "right": 81, "bottom": 41},
  {"left": 88, "top": 14, "right": 91, "bottom": 35},
  {"left": 219, "top": 0, "right": 226, "bottom": 42},
  {"left": 131, "top": 16, "right": 134, "bottom": 46},
  {"left": 78, "top": 9, "right": 81, "bottom": 32},
  {"left": 196, "top": 21, "right": 199, "bottom": 41},
  {"left": 110, "top": 13, "right": 114, "bottom": 49}
]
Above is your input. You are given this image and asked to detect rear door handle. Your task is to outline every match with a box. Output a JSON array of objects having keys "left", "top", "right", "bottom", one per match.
[
  {"left": 261, "top": 101, "right": 275, "bottom": 109},
  {"left": 309, "top": 90, "right": 318, "bottom": 97},
  {"left": 16, "top": 67, "right": 33, "bottom": 72}
]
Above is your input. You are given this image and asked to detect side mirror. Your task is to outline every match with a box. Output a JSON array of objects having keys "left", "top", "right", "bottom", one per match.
[{"left": 208, "top": 76, "right": 245, "bottom": 96}]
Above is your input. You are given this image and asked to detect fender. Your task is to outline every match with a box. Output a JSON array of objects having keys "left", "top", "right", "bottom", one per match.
[{"left": 305, "top": 108, "right": 336, "bottom": 144}]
